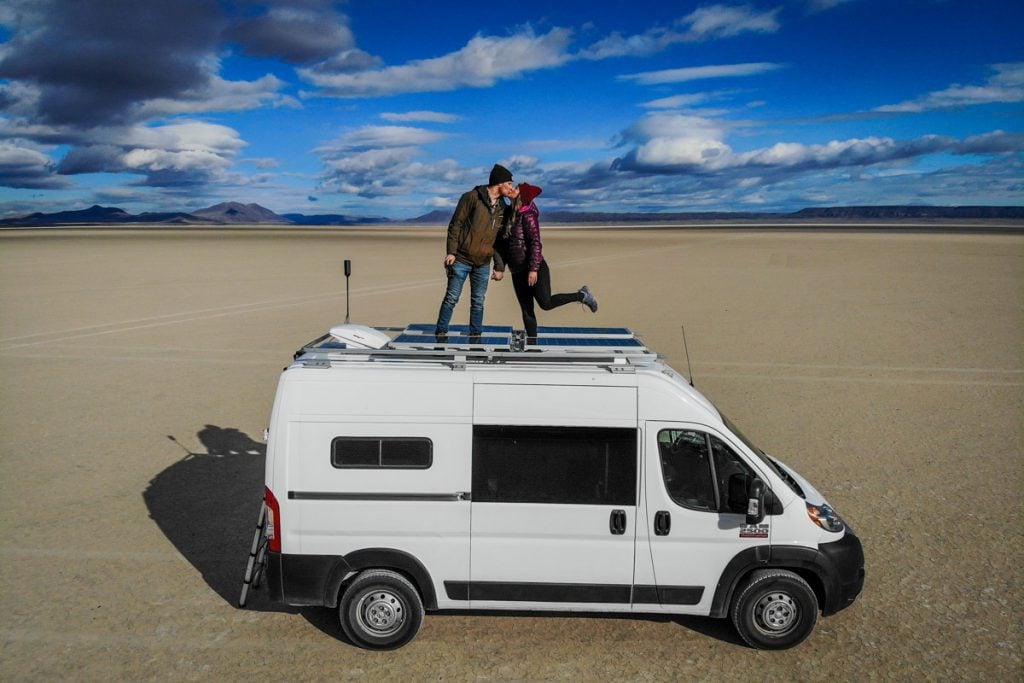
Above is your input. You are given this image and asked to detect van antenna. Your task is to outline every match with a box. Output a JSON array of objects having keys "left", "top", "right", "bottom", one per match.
[
  {"left": 681, "top": 324, "right": 694, "bottom": 386},
  {"left": 344, "top": 259, "right": 352, "bottom": 324}
]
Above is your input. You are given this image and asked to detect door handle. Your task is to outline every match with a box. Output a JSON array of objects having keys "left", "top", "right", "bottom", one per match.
[
  {"left": 654, "top": 510, "right": 671, "bottom": 536},
  {"left": 609, "top": 509, "right": 627, "bottom": 535}
]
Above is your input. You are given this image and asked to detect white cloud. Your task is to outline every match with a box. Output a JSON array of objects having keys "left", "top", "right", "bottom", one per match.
[
  {"left": 807, "top": 0, "right": 854, "bottom": 12},
  {"left": 635, "top": 135, "right": 732, "bottom": 167},
  {"left": 322, "top": 146, "right": 419, "bottom": 175},
  {"left": 875, "top": 63, "right": 1024, "bottom": 113},
  {"left": 121, "top": 147, "right": 232, "bottom": 174},
  {"left": 300, "top": 8, "right": 782, "bottom": 98},
  {"left": 136, "top": 73, "right": 300, "bottom": 118},
  {"left": 641, "top": 92, "right": 724, "bottom": 109},
  {"left": 317, "top": 125, "right": 447, "bottom": 154},
  {"left": 127, "top": 121, "right": 247, "bottom": 155},
  {"left": 502, "top": 155, "right": 541, "bottom": 172},
  {"left": 55, "top": 120, "right": 246, "bottom": 186},
  {"left": 427, "top": 196, "right": 455, "bottom": 208},
  {"left": 683, "top": 4, "right": 782, "bottom": 40},
  {"left": 582, "top": 4, "right": 781, "bottom": 59},
  {"left": 301, "top": 27, "right": 574, "bottom": 97},
  {"left": 315, "top": 125, "right": 457, "bottom": 198},
  {"left": 612, "top": 112, "right": 1024, "bottom": 177},
  {"left": 380, "top": 111, "right": 461, "bottom": 123},
  {"left": 621, "top": 112, "right": 729, "bottom": 144},
  {"left": 244, "top": 157, "right": 279, "bottom": 169},
  {"left": 620, "top": 62, "right": 785, "bottom": 85}
]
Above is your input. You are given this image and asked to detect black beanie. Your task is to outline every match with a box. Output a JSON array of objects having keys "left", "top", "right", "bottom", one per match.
[{"left": 488, "top": 163, "right": 513, "bottom": 185}]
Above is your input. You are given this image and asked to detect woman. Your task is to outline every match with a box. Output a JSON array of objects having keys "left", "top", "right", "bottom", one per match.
[{"left": 497, "top": 182, "right": 598, "bottom": 341}]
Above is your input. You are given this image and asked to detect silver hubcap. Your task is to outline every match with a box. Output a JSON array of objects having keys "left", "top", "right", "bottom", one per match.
[
  {"left": 356, "top": 590, "right": 405, "bottom": 636},
  {"left": 753, "top": 591, "right": 798, "bottom": 636}
]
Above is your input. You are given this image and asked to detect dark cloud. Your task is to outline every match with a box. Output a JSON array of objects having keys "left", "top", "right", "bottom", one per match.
[
  {"left": 56, "top": 145, "right": 124, "bottom": 175},
  {"left": 0, "top": 0, "right": 224, "bottom": 128},
  {"left": 306, "top": 49, "right": 384, "bottom": 76},
  {"left": 954, "top": 130, "right": 1024, "bottom": 155},
  {"left": 0, "top": 142, "right": 72, "bottom": 189},
  {"left": 224, "top": 4, "right": 356, "bottom": 64}
]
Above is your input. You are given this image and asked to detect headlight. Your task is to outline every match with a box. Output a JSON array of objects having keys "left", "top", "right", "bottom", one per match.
[{"left": 806, "top": 502, "right": 845, "bottom": 532}]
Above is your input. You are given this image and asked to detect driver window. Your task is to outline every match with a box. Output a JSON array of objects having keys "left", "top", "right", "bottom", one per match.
[
  {"left": 710, "top": 436, "right": 755, "bottom": 513},
  {"left": 657, "top": 429, "right": 716, "bottom": 511}
]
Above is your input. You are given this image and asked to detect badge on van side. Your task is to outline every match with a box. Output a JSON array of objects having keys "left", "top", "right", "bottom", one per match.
[{"left": 739, "top": 524, "right": 769, "bottom": 538}]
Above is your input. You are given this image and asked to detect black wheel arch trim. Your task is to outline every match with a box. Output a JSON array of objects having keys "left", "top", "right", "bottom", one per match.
[
  {"left": 327, "top": 548, "right": 439, "bottom": 610},
  {"left": 709, "top": 543, "right": 850, "bottom": 618}
]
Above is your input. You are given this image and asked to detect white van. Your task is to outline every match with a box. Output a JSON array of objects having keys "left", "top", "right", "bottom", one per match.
[{"left": 260, "top": 323, "right": 864, "bottom": 650}]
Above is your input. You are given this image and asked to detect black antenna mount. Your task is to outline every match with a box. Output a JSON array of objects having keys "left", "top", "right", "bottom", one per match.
[{"left": 344, "top": 259, "right": 352, "bottom": 324}]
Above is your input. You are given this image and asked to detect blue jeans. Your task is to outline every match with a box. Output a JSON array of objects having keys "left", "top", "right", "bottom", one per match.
[{"left": 435, "top": 261, "right": 490, "bottom": 335}]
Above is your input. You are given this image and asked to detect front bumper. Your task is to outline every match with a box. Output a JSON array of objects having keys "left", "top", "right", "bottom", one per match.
[{"left": 819, "top": 529, "right": 865, "bottom": 614}]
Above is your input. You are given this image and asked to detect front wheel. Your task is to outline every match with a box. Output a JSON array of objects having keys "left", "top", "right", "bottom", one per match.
[
  {"left": 731, "top": 569, "right": 818, "bottom": 649},
  {"left": 339, "top": 570, "right": 424, "bottom": 650}
]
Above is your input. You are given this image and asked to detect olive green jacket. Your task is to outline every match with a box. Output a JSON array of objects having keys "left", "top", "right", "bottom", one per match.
[{"left": 446, "top": 186, "right": 508, "bottom": 270}]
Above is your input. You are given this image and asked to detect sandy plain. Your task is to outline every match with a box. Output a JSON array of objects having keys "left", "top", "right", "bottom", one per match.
[{"left": 0, "top": 225, "right": 1021, "bottom": 680}]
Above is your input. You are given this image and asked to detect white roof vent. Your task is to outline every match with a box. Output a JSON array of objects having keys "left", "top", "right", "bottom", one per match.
[{"left": 328, "top": 323, "right": 391, "bottom": 349}]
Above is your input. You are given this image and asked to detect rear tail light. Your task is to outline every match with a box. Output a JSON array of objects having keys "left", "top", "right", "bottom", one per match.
[{"left": 265, "top": 486, "right": 281, "bottom": 552}]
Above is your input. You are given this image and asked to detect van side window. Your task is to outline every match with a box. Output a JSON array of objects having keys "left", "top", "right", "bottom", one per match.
[
  {"left": 709, "top": 436, "right": 755, "bottom": 513},
  {"left": 657, "top": 429, "right": 716, "bottom": 511},
  {"left": 331, "top": 437, "right": 432, "bottom": 469},
  {"left": 472, "top": 426, "right": 637, "bottom": 505}
]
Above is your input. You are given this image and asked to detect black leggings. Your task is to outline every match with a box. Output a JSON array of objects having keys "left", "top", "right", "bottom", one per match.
[{"left": 511, "top": 260, "right": 583, "bottom": 339}]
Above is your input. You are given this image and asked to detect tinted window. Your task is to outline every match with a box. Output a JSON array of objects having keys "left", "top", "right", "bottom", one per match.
[
  {"left": 331, "top": 437, "right": 432, "bottom": 469},
  {"left": 710, "top": 436, "right": 754, "bottom": 512},
  {"left": 473, "top": 426, "right": 637, "bottom": 505},
  {"left": 657, "top": 429, "right": 716, "bottom": 511}
]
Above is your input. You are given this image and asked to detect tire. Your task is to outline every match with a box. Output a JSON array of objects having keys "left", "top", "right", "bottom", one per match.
[
  {"left": 731, "top": 569, "right": 818, "bottom": 650},
  {"left": 339, "top": 569, "right": 424, "bottom": 650}
]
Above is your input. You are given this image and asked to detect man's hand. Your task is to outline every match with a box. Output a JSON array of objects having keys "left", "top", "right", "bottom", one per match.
[
  {"left": 491, "top": 270, "right": 504, "bottom": 281},
  {"left": 443, "top": 254, "right": 456, "bottom": 266},
  {"left": 528, "top": 271, "right": 538, "bottom": 287}
]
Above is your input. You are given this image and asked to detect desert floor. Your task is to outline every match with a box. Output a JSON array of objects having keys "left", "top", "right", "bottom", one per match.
[{"left": 1, "top": 226, "right": 1021, "bottom": 680}]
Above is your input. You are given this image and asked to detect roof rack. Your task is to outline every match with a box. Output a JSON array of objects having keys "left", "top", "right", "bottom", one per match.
[{"left": 292, "top": 323, "right": 660, "bottom": 370}]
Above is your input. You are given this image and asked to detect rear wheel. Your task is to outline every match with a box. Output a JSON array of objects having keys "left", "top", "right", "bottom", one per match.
[
  {"left": 339, "top": 570, "right": 424, "bottom": 650},
  {"left": 731, "top": 569, "right": 818, "bottom": 649}
]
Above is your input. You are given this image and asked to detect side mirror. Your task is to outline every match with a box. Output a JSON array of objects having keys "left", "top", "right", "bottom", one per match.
[{"left": 746, "top": 477, "right": 766, "bottom": 525}]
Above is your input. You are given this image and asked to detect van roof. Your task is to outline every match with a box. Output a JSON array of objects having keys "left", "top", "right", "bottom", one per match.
[{"left": 291, "top": 323, "right": 664, "bottom": 372}]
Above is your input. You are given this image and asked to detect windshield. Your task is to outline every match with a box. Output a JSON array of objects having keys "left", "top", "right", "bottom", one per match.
[{"left": 719, "top": 412, "right": 801, "bottom": 495}]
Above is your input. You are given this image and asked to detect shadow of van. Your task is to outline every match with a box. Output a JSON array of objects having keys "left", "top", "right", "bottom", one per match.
[
  {"left": 425, "top": 610, "right": 745, "bottom": 648},
  {"left": 143, "top": 424, "right": 295, "bottom": 614},
  {"left": 300, "top": 607, "right": 746, "bottom": 649}
]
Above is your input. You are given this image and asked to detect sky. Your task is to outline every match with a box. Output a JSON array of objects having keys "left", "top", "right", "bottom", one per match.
[{"left": 0, "top": 0, "right": 1021, "bottom": 219}]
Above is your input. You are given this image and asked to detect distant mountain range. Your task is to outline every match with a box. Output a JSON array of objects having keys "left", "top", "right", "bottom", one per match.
[{"left": 1, "top": 201, "right": 1021, "bottom": 227}]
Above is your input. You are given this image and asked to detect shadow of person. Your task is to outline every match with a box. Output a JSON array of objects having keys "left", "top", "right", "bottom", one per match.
[{"left": 144, "top": 425, "right": 294, "bottom": 613}]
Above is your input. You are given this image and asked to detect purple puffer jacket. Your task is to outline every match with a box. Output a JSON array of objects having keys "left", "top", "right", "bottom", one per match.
[{"left": 498, "top": 202, "right": 544, "bottom": 274}]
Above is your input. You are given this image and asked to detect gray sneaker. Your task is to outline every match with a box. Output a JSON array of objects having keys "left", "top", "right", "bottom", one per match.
[{"left": 580, "top": 285, "right": 598, "bottom": 313}]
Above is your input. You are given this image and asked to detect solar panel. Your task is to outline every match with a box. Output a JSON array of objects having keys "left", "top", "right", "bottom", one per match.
[
  {"left": 536, "top": 326, "right": 633, "bottom": 338},
  {"left": 294, "top": 323, "right": 657, "bottom": 367},
  {"left": 534, "top": 336, "right": 645, "bottom": 350},
  {"left": 403, "top": 323, "right": 513, "bottom": 335},
  {"left": 391, "top": 333, "right": 512, "bottom": 350}
]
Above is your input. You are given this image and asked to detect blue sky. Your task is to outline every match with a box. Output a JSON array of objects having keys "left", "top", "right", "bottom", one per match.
[{"left": 0, "top": 0, "right": 1021, "bottom": 218}]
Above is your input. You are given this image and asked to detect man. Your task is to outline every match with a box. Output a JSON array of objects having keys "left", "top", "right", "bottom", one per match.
[{"left": 434, "top": 163, "right": 514, "bottom": 338}]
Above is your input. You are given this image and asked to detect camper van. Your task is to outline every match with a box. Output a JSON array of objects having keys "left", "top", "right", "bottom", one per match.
[{"left": 259, "top": 323, "right": 864, "bottom": 650}]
